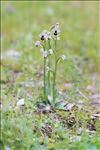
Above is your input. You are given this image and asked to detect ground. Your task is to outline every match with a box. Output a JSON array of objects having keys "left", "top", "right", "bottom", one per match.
[{"left": 1, "top": 1, "right": 100, "bottom": 150}]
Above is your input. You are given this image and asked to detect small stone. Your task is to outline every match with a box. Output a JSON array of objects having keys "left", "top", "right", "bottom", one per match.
[{"left": 16, "top": 98, "right": 24, "bottom": 107}]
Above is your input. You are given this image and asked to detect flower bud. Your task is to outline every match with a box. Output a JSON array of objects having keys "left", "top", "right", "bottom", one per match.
[
  {"left": 35, "top": 41, "right": 41, "bottom": 47},
  {"left": 61, "top": 55, "right": 66, "bottom": 60}
]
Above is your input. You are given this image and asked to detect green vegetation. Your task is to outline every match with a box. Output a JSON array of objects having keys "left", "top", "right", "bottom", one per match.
[{"left": 1, "top": 1, "right": 100, "bottom": 150}]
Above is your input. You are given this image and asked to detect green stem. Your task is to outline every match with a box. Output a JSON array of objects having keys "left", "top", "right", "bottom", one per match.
[
  {"left": 53, "top": 60, "right": 57, "bottom": 103},
  {"left": 53, "top": 39, "right": 57, "bottom": 104},
  {"left": 43, "top": 44, "right": 46, "bottom": 99},
  {"left": 48, "top": 40, "right": 51, "bottom": 89},
  {"left": 44, "top": 57, "right": 46, "bottom": 98}
]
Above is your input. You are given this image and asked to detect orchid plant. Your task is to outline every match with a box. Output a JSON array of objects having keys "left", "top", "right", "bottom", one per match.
[{"left": 35, "top": 23, "right": 66, "bottom": 106}]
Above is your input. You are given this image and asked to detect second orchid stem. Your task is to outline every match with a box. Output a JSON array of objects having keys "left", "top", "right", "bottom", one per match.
[{"left": 43, "top": 44, "right": 47, "bottom": 100}]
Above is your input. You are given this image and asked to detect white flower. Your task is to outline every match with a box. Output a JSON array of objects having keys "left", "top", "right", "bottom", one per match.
[
  {"left": 61, "top": 55, "right": 66, "bottom": 60},
  {"left": 16, "top": 98, "right": 24, "bottom": 107},
  {"left": 39, "top": 30, "right": 52, "bottom": 41},
  {"left": 48, "top": 49, "right": 53, "bottom": 55},
  {"left": 39, "top": 33, "right": 45, "bottom": 41},
  {"left": 51, "top": 23, "right": 61, "bottom": 36},
  {"left": 35, "top": 41, "right": 41, "bottom": 47},
  {"left": 47, "top": 32, "right": 52, "bottom": 40},
  {"left": 40, "top": 48, "right": 44, "bottom": 53},
  {"left": 43, "top": 51, "right": 48, "bottom": 58},
  {"left": 51, "top": 23, "right": 59, "bottom": 30},
  {"left": 39, "top": 30, "right": 48, "bottom": 41}
]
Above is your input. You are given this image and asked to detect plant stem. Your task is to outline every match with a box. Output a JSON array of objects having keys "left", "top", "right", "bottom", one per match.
[
  {"left": 53, "top": 59, "right": 57, "bottom": 103},
  {"left": 48, "top": 40, "right": 51, "bottom": 89},
  {"left": 43, "top": 44, "right": 46, "bottom": 99},
  {"left": 53, "top": 39, "right": 57, "bottom": 104},
  {"left": 44, "top": 57, "right": 46, "bottom": 98}
]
